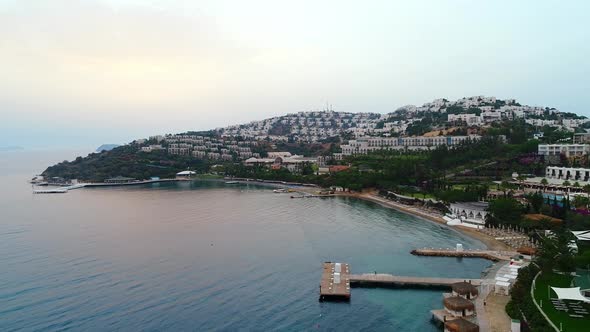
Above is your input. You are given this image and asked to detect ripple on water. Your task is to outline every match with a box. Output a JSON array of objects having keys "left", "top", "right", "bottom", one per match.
[{"left": 0, "top": 180, "right": 491, "bottom": 331}]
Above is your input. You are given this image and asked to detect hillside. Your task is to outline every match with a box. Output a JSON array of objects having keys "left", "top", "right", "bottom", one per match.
[{"left": 42, "top": 96, "right": 588, "bottom": 182}]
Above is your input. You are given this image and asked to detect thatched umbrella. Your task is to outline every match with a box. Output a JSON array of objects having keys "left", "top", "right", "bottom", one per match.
[
  {"left": 451, "top": 281, "right": 479, "bottom": 299},
  {"left": 444, "top": 296, "right": 475, "bottom": 313},
  {"left": 444, "top": 318, "right": 479, "bottom": 332},
  {"left": 517, "top": 246, "right": 537, "bottom": 256}
]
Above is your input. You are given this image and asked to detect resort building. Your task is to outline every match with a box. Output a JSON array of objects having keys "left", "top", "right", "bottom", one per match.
[
  {"left": 244, "top": 155, "right": 318, "bottom": 173},
  {"left": 574, "top": 133, "right": 590, "bottom": 144},
  {"left": 444, "top": 318, "right": 479, "bottom": 332},
  {"left": 447, "top": 202, "right": 489, "bottom": 229},
  {"left": 443, "top": 296, "right": 475, "bottom": 318},
  {"left": 546, "top": 166, "right": 590, "bottom": 181},
  {"left": 447, "top": 113, "right": 482, "bottom": 126},
  {"left": 451, "top": 281, "right": 479, "bottom": 300},
  {"left": 340, "top": 135, "right": 481, "bottom": 156},
  {"left": 537, "top": 144, "right": 590, "bottom": 158}
]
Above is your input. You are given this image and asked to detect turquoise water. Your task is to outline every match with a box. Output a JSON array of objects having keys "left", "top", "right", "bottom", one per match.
[{"left": 0, "top": 151, "right": 491, "bottom": 331}]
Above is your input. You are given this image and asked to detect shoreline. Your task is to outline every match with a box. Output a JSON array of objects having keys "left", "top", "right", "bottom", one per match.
[{"left": 338, "top": 191, "right": 512, "bottom": 252}]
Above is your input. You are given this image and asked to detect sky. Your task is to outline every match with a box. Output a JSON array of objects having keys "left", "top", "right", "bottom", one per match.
[{"left": 1, "top": 0, "right": 589, "bottom": 148}]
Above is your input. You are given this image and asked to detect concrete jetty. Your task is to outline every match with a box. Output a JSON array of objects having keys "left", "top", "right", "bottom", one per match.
[
  {"left": 319, "top": 262, "right": 483, "bottom": 300},
  {"left": 349, "top": 274, "right": 482, "bottom": 288},
  {"left": 411, "top": 248, "right": 516, "bottom": 261}
]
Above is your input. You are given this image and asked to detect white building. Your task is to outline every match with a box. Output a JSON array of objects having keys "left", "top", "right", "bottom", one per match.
[
  {"left": 447, "top": 113, "right": 482, "bottom": 125},
  {"left": 573, "top": 133, "right": 590, "bottom": 144},
  {"left": 340, "top": 135, "right": 481, "bottom": 156},
  {"left": 546, "top": 166, "right": 590, "bottom": 182},
  {"left": 538, "top": 144, "right": 590, "bottom": 158},
  {"left": 447, "top": 202, "right": 489, "bottom": 229}
]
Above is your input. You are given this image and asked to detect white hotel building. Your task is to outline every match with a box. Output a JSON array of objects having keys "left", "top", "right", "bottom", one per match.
[
  {"left": 340, "top": 135, "right": 481, "bottom": 156},
  {"left": 546, "top": 166, "right": 590, "bottom": 182},
  {"left": 537, "top": 144, "right": 590, "bottom": 158}
]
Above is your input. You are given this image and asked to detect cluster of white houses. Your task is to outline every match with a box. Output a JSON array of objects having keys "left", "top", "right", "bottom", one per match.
[
  {"left": 339, "top": 135, "right": 481, "bottom": 156},
  {"left": 139, "top": 134, "right": 261, "bottom": 161}
]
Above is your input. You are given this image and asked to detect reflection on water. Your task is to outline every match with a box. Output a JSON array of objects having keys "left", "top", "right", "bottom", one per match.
[{"left": 0, "top": 151, "right": 491, "bottom": 331}]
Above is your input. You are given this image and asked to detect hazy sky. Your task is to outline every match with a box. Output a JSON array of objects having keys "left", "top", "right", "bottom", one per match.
[{"left": 1, "top": 0, "right": 589, "bottom": 148}]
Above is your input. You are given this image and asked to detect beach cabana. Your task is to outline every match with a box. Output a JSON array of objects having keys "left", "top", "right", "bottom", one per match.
[
  {"left": 451, "top": 281, "right": 479, "bottom": 300},
  {"left": 444, "top": 318, "right": 479, "bottom": 332},
  {"left": 495, "top": 281, "right": 511, "bottom": 295},
  {"left": 443, "top": 296, "right": 475, "bottom": 317}
]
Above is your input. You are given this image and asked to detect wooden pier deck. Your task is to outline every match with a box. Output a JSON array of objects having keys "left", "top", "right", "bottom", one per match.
[
  {"left": 349, "top": 274, "right": 482, "bottom": 288},
  {"left": 411, "top": 248, "right": 516, "bottom": 261},
  {"left": 319, "top": 262, "right": 351, "bottom": 301}
]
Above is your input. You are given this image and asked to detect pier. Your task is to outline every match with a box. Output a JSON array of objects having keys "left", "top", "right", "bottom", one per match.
[
  {"left": 411, "top": 248, "right": 516, "bottom": 261},
  {"left": 319, "top": 262, "right": 351, "bottom": 301},
  {"left": 349, "top": 274, "right": 482, "bottom": 288},
  {"left": 319, "top": 263, "right": 483, "bottom": 300}
]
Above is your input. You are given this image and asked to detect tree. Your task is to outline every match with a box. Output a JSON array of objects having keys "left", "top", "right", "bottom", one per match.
[
  {"left": 536, "top": 228, "right": 576, "bottom": 273},
  {"left": 583, "top": 184, "right": 590, "bottom": 200},
  {"left": 540, "top": 178, "right": 548, "bottom": 192},
  {"left": 525, "top": 192, "right": 544, "bottom": 213},
  {"left": 563, "top": 180, "right": 571, "bottom": 187},
  {"left": 486, "top": 197, "right": 524, "bottom": 226}
]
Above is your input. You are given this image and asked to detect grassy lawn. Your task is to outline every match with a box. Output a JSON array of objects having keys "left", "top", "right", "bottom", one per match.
[{"left": 533, "top": 272, "right": 590, "bottom": 331}]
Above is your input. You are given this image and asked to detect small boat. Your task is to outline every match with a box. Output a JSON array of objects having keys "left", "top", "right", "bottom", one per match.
[
  {"left": 225, "top": 181, "right": 239, "bottom": 184},
  {"left": 273, "top": 188, "right": 288, "bottom": 193}
]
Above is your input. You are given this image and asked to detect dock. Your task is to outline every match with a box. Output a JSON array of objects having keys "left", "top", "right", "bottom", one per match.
[
  {"left": 411, "top": 248, "right": 516, "bottom": 261},
  {"left": 349, "top": 274, "right": 482, "bottom": 288},
  {"left": 319, "top": 262, "right": 484, "bottom": 301},
  {"left": 33, "top": 188, "right": 67, "bottom": 194},
  {"left": 319, "top": 262, "right": 351, "bottom": 301}
]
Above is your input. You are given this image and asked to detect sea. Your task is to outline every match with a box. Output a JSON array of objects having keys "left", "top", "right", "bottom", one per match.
[{"left": 0, "top": 150, "right": 492, "bottom": 331}]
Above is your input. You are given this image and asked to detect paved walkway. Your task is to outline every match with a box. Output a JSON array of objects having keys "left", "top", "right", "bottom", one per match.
[{"left": 484, "top": 293, "right": 512, "bottom": 332}]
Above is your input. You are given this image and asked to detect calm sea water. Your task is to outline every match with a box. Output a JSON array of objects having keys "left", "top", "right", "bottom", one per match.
[{"left": 0, "top": 150, "right": 492, "bottom": 331}]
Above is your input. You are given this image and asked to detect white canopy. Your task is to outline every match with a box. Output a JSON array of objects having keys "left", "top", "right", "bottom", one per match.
[
  {"left": 551, "top": 287, "right": 590, "bottom": 302},
  {"left": 572, "top": 230, "right": 590, "bottom": 241},
  {"left": 176, "top": 171, "right": 196, "bottom": 176},
  {"left": 496, "top": 281, "right": 511, "bottom": 287}
]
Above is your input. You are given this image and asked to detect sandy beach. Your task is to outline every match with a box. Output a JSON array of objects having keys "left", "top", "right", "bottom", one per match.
[{"left": 338, "top": 191, "right": 512, "bottom": 251}]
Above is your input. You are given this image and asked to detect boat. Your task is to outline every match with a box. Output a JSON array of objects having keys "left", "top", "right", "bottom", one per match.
[
  {"left": 273, "top": 188, "right": 288, "bottom": 193},
  {"left": 225, "top": 181, "right": 239, "bottom": 184}
]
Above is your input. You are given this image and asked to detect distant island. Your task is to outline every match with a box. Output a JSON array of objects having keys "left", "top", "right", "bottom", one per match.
[{"left": 96, "top": 144, "right": 120, "bottom": 152}]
